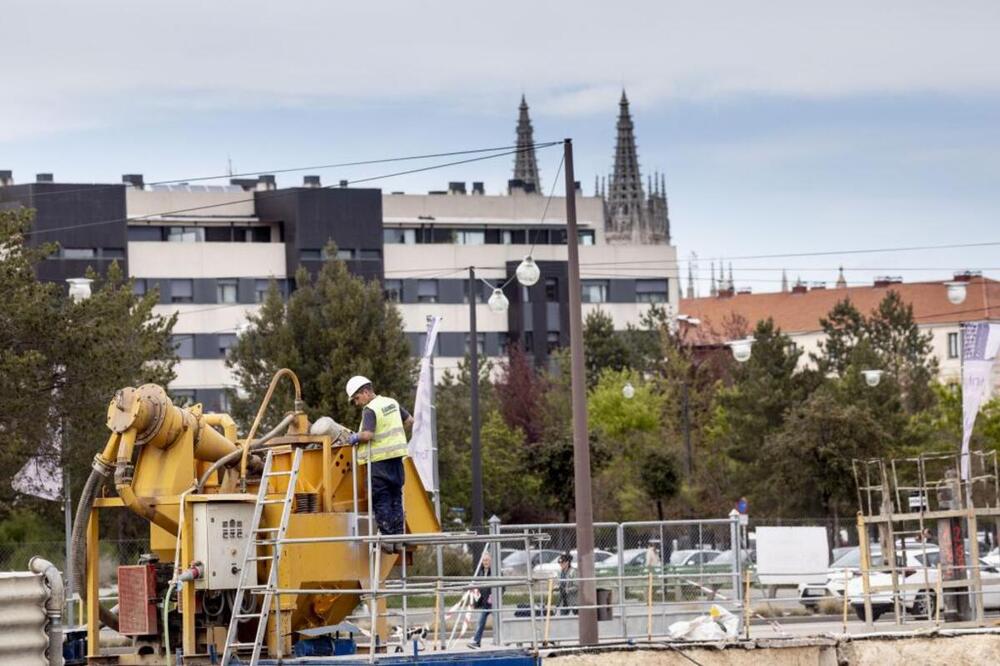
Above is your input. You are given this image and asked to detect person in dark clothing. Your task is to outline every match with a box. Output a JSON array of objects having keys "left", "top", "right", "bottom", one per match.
[
  {"left": 345, "top": 375, "right": 413, "bottom": 554},
  {"left": 468, "top": 552, "right": 493, "bottom": 648},
  {"left": 556, "top": 552, "right": 578, "bottom": 615}
]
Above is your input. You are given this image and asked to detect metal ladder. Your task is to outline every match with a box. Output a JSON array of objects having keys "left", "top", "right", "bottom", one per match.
[{"left": 221, "top": 447, "right": 303, "bottom": 666}]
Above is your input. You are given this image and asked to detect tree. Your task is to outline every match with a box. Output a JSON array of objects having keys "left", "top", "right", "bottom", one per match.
[
  {"left": 638, "top": 448, "right": 680, "bottom": 521},
  {"left": 495, "top": 344, "right": 546, "bottom": 443},
  {"left": 583, "top": 309, "right": 630, "bottom": 386},
  {"left": 813, "top": 298, "right": 866, "bottom": 375},
  {"left": 866, "top": 290, "right": 937, "bottom": 412},
  {"left": 227, "top": 247, "right": 416, "bottom": 432},
  {"left": 0, "top": 207, "right": 177, "bottom": 533}
]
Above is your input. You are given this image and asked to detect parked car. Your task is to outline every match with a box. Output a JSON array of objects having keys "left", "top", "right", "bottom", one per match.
[
  {"left": 500, "top": 549, "right": 562, "bottom": 577},
  {"left": 985, "top": 547, "right": 1000, "bottom": 568},
  {"left": 532, "top": 549, "right": 615, "bottom": 578},
  {"left": 847, "top": 554, "right": 1000, "bottom": 621}
]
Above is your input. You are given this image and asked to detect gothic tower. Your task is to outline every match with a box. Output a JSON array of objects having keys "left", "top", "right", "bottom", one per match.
[
  {"left": 512, "top": 95, "right": 541, "bottom": 193},
  {"left": 604, "top": 91, "right": 670, "bottom": 244}
]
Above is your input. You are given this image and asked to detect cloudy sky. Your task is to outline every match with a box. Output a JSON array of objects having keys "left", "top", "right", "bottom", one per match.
[{"left": 3, "top": 1, "right": 999, "bottom": 293}]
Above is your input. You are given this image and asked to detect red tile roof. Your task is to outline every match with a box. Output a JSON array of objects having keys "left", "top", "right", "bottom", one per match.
[{"left": 680, "top": 277, "right": 1000, "bottom": 335}]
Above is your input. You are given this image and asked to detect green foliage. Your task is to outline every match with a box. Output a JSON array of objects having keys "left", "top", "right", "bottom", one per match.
[
  {"left": 0, "top": 208, "right": 177, "bottom": 532},
  {"left": 226, "top": 245, "right": 416, "bottom": 432},
  {"left": 583, "top": 309, "right": 631, "bottom": 386},
  {"left": 588, "top": 368, "right": 662, "bottom": 440}
]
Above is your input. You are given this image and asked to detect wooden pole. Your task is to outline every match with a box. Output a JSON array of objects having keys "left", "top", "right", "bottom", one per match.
[
  {"left": 544, "top": 577, "right": 555, "bottom": 645},
  {"left": 646, "top": 569, "right": 653, "bottom": 641}
]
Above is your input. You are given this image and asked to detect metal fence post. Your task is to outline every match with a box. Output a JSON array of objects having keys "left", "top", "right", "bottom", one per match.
[
  {"left": 729, "top": 511, "right": 742, "bottom": 604},
  {"left": 617, "top": 523, "right": 628, "bottom": 640},
  {"left": 489, "top": 515, "right": 502, "bottom": 646}
]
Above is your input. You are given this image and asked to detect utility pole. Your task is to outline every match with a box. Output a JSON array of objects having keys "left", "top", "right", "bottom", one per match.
[
  {"left": 468, "top": 268, "right": 484, "bottom": 533},
  {"left": 564, "top": 139, "right": 598, "bottom": 644}
]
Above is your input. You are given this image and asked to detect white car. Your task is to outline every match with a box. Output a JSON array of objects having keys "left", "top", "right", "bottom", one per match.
[
  {"left": 985, "top": 547, "right": 1000, "bottom": 568},
  {"left": 532, "top": 549, "right": 615, "bottom": 578},
  {"left": 847, "top": 552, "right": 1000, "bottom": 621}
]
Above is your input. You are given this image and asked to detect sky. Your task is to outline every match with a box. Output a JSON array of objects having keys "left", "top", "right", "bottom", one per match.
[{"left": 3, "top": 0, "right": 999, "bottom": 294}]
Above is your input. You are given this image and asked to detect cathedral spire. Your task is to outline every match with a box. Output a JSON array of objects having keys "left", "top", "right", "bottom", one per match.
[
  {"left": 606, "top": 90, "right": 645, "bottom": 242},
  {"left": 710, "top": 262, "right": 717, "bottom": 297},
  {"left": 728, "top": 263, "right": 734, "bottom": 291},
  {"left": 781, "top": 269, "right": 789, "bottom": 293},
  {"left": 836, "top": 266, "right": 847, "bottom": 289},
  {"left": 512, "top": 95, "right": 541, "bottom": 193},
  {"left": 686, "top": 264, "right": 695, "bottom": 299}
]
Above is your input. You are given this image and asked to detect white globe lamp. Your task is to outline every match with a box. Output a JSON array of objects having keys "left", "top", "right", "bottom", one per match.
[
  {"left": 727, "top": 337, "right": 755, "bottom": 363},
  {"left": 66, "top": 277, "right": 93, "bottom": 302},
  {"left": 515, "top": 255, "right": 540, "bottom": 287},
  {"left": 622, "top": 382, "right": 636, "bottom": 400},
  {"left": 487, "top": 288, "right": 509, "bottom": 313},
  {"left": 862, "top": 369, "right": 883, "bottom": 388},
  {"left": 944, "top": 281, "right": 967, "bottom": 305}
]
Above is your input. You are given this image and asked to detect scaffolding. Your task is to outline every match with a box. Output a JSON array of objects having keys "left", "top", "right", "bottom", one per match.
[{"left": 852, "top": 449, "right": 1000, "bottom": 628}]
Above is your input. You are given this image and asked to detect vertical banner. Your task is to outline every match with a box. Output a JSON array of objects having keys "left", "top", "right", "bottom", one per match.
[
  {"left": 409, "top": 315, "right": 442, "bottom": 491},
  {"left": 960, "top": 322, "right": 1000, "bottom": 481}
]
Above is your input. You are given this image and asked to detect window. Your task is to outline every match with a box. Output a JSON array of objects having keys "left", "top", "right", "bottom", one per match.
[
  {"left": 219, "top": 391, "right": 233, "bottom": 414},
  {"left": 521, "top": 285, "right": 531, "bottom": 303},
  {"left": 523, "top": 331, "right": 534, "bottom": 351},
  {"left": 171, "top": 390, "right": 196, "bottom": 407},
  {"left": 417, "top": 280, "right": 438, "bottom": 303},
  {"left": 218, "top": 333, "right": 237, "bottom": 357},
  {"left": 501, "top": 229, "right": 526, "bottom": 245},
  {"left": 128, "top": 226, "right": 164, "bottom": 241},
  {"left": 581, "top": 280, "right": 608, "bottom": 303},
  {"left": 359, "top": 249, "right": 382, "bottom": 261},
  {"left": 300, "top": 249, "right": 322, "bottom": 260},
  {"left": 635, "top": 279, "right": 668, "bottom": 303},
  {"left": 578, "top": 230, "right": 595, "bottom": 245},
  {"left": 132, "top": 279, "right": 146, "bottom": 297},
  {"left": 101, "top": 247, "right": 125, "bottom": 259},
  {"left": 948, "top": 332, "right": 959, "bottom": 359},
  {"left": 465, "top": 332, "right": 486, "bottom": 356},
  {"left": 384, "top": 279, "right": 402, "bottom": 303},
  {"left": 498, "top": 332, "right": 510, "bottom": 355},
  {"left": 336, "top": 249, "right": 355, "bottom": 260},
  {"left": 249, "top": 227, "right": 271, "bottom": 243},
  {"left": 384, "top": 228, "right": 416, "bottom": 244},
  {"left": 254, "top": 279, "right": 270, "bottom": 303},
  {"left": 63, "top": 247, "right": 96, "bottom": 259},
  {"left": 551, "top": 229, "right": 568, "bottom": 245},
  {"left": 545, "top": 277, "right": 559, "bottom": 303},
  {"left": 170, "top": 279, "right": 193, "bottom": 303},
  {"left": 456, "top": 229, "right": 485, "bottom": 245},
  {"left": 217, "top": 279, "right": 238, "bottom": 304},
  {"left": 205, "top": 227, "right": 232, "bottom": 242},
  {"left": 172, "top": 334, "right": 195, "bottom": 359},
  {"left": 167, "top": 226, "right": 204, "bottom": 242},
  {"left": 417, "top": 332, "right": 440, "bottom": 356},
  {"left": 528, "top": 229, "right": 548, "bottom": 246},
  {"left": 546, "top": 331, "right": 561, "bottom": 353}
]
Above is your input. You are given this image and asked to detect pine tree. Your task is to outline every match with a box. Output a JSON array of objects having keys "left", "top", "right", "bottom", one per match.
[{"left": 226, "top": 247, "right": 416, "bottom": 431}]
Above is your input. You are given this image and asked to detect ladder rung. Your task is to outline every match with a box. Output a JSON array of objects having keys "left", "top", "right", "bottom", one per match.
[
  {"left": 233, "top": 612, "right": 262, "bottom": 619},
  {"left": 247, "top": 555, "right": 275, "bottom": 561},
  {"left": 261, "top": 499, "right": 287, "bottom": 505},
  {"left": 227, "top": 641, "right": 257, "bottom": 648},
  {"left": 255, "top": 527, "right": 280, "bottom": 532},
  {"left": 265, "top": 470, "right": 293, "bottom": 477}
]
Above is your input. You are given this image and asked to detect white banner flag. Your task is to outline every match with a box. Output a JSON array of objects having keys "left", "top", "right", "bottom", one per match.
[
  {"left": 12, "top": 452, "right": 63, "bottom": 502},
  {"left": 409, "top": 316, "right": 442, "bottom": 492},
  {"left": 960, "top": 322, "right": 1000, "bottom": 481}
]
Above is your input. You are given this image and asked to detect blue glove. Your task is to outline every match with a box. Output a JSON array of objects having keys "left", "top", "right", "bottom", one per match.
[{"left": 347, "top": 433, "right": 360, "bottom": 445}]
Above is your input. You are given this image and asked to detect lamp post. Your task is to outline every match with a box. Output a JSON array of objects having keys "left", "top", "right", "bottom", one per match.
[
  {"left": 64, "top": 277, "right": 93, "bottom": 626},
  {"left": 468, "top": 268, "right": 484, "bottom": 533}
]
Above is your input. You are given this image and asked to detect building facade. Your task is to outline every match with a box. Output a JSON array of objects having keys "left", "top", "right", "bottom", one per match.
[
  {"left": 0, "top": 93, "right": 678, "bottom": 407},
  {"left": 679, "top": 274, "right": 1000, "bottom": 393}
]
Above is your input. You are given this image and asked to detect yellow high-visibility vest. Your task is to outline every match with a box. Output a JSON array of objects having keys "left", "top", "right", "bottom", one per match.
[{"left": 358, "top": 395, "right": 408, "bottom": 463}]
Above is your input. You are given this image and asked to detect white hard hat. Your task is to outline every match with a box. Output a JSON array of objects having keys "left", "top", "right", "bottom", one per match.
[{"left": 346, "top": 375, "right": 372, "bottom": 401}]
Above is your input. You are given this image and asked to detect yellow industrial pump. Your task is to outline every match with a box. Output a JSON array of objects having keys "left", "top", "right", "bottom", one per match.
[{"left": 71, "top": 369, "right": 439, "bottom": 662}]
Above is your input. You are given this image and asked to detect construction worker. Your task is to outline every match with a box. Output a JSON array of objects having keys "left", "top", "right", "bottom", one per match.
[{"left": 345, "top": 376, "right": 413, "bottom": 554}]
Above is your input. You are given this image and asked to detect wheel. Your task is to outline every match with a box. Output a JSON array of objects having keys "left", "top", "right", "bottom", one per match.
[
  {"left": 854, "top": 605, "right": 885, "bottom": 621},
  {"left": 912, "top": 590, "right": 936, "bottom": 618}
]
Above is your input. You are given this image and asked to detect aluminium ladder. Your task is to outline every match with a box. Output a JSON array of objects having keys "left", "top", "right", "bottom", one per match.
[{"left": 221, "top": 447, "right": 303, "bottom": 666}]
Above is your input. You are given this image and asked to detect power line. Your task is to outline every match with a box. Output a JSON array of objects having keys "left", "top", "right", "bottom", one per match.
[
  {"left": 20, "top": 142, "right": 561, "bottom": 237},
  {"left": 13, "top": 142, "right": 561, "bottom": 200}
]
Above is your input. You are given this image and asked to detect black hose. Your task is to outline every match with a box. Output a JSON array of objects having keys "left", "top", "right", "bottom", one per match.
[{"left": 71, "top": 461, "right": 120, "bottom": 631}]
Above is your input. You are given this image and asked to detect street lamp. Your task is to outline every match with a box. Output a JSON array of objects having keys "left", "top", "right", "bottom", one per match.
[
  {"left": 63, "top": 277, "right": 93, "bottom": 625},
  {"left": 66, "top": 277, "right": 93, "bottom": 302},
  {"left": 727, "top": 337, "right": 755, "bottom": 363},
  {"left": 862, "top": 369, "right": 884, "bottom": 387},
  {"left": 487, "top": 288, "right": 509, "bottom": 313},
  {"left": 944, "top": 281, "right": 967, "bottom": 305},
  {"left": 622, "top": 382, "right": 636, "bottom": 399},
  {"left": 515, "top": 255, "right": 540, "bottom": 287}
]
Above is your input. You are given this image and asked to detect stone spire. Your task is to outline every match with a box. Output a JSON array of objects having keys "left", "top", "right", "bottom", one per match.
[
  {"left": 781, "top": 269, "right": 789, "bottom": 293},
  {"left": 686, "top": 264, "right": 695, "bottom": 299},
  {"left": 512, "top": 95, "right": 541, "bottom": 193},
  {"left": 728, "top": 263, "right": 734, "bottom": 291},
  {"left": 836, "top": 266, "right": 847, "bottom": 289},
  {"left": 606, "top": 90, "right": 646, "bottom": 243},
  {"left": 710, "top": 262, "right": 717, "bottom": 297}
]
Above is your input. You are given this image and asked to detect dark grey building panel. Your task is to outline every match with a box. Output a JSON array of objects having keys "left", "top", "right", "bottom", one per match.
[
  {"left": 193, "top": 278, "right": 216, "bottom": 304},
  {"left": 609, "top": 279, "right": 636, "bottom": 303}
]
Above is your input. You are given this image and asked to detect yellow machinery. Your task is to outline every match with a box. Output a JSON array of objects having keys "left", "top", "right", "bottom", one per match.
[{"left": 72, "top": 369, "right": 439, "bottom": 663}]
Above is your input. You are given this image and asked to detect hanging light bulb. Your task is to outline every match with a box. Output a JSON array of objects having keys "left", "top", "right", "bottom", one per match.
[
  {"left": 944, "top": 281, "right": 967, "bottom": 305},
  {"left": 622, "top": 382, "right": 636, "bottom": 399},
  {"left": 862, "top": 369, "right": 884, "bottom": 388},
  {"left": 515, "top": 255, "right": 540, "bottom": 287},
  {"left": 726, "top": 336, "right": 755, "bottom": 363},
  {"left": 66, "top": 277, "right": 93, "bottom": 302},
  {"left": 488, "top": 288, "right": 509, "bottom": 313}
]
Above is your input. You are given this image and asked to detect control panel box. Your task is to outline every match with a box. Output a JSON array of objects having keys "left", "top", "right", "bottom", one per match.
[{"left": 192, "top": 501, "right": 257, "bottom": 590}]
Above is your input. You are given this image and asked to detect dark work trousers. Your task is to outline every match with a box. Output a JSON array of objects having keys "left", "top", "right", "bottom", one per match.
[{"left": 370, "top": 457, "right": 405, "bottom": 535}]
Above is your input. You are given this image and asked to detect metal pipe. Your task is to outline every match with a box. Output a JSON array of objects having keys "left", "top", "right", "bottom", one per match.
[
  {"left": 240, "top": 368, "right": 303, "bottom": 487},
  {"left": 29, "top": 557, "right": 64, "bottom": 666},
  {"left": 196, "top": 412, "right": 296, "bottom": 492},
  {"left": 469, "top": 267, "right": 483, "bottom": 534}
]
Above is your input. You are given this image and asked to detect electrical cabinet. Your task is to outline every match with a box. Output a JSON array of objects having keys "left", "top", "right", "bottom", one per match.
[{"left": 192, "top": 501, "right": 257, "bottom": 590}]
